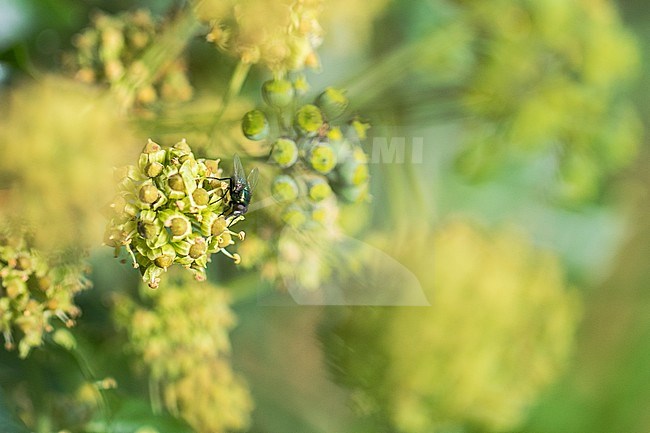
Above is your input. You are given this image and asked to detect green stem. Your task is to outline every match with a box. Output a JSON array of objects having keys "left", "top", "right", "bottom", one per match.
[
  {"left": 209, "top": 61, "right": 252, "bottom": 140},
  {"left": 68, "top": 347, "right": 112, "bottom": 432},
  {"left": 149, "top": 377, "right": 163, "bottom": 415}
]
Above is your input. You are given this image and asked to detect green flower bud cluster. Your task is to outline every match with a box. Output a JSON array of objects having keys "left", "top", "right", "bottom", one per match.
[
  {"left": 242, "top": 80, "right": 370, "bottom": 230},
  {"left": 0, "top": 227, "right": 90, "bottom": 358},
  {"left": 321, "top": 221, "right": 581, "bottom": 433},
  {"left": 113, "top": 276, "right": 252, "bottom": 433},
  {"left": 67, "top": 9, "right": 193, "bottom": 106},
  {"left": 104, "top": 139, "right": 245, "bottom": 288}
]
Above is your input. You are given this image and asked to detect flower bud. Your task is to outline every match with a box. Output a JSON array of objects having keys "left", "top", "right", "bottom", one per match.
[
  {"left": 308, "top": 142, "right": 337, "bottom": 174},
  {"left": 272, "top": 175, "right": 300, "bottom": 202},
  {"left": 294, "top": 104, "right": 323, "bottom": 137},
  {"left": 168, "top": 173, "right": 185, "bottom": 191},
  {"left": 139, "top": 184, "right": 160, "bottom": 204},
  {"left": 337, "top": 147, "right": 370, "bottom": 186},
  {"left": 350, "top": 118, "right": 371, "bottom": 141},
  {"left": 262, "top": 79, "right": 294, "bottom": 108},
  {"left": 154, "top": 245, "right": 176, "bottom": 269},
  {"left": 316, "top": 87, "right": 349, "bottom": 119},
  {"left": 282, "top": 205, "right": 308, "bottom": 228},
  {"left": 192, "top": 188, "right": 210, "bottom": 206},
  {"left": 145, "top": 162, "right": 164, "bottom": 178},
  {"left": 242, "top": 109, "right": 269, "bottom": 141},
  {"left": 307, "top": 178, "right": 332, "bottom": 202},
  {"left": 270, "top": 138, "right": 299, "bottom": 168},
  {"left": 210, "top": 216, "right": 228, "bottom": 236},
  {"left": 189, "top": 237, "right": 208, "bottom": 259}
]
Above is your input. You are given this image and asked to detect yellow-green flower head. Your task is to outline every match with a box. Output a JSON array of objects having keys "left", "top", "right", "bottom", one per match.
[
  {"left": 322, "top": 221, "right": 581, "bottom": 433},
  {"left": 104, "top": 139, "right": 245, "bottom": 288},
  {"left": 0, "top": 75, "right": 137, "bottom": 252},
  {"left": 194, "top": 0, "right": 323, "bottom": 73},
  {"left": 114, "top": 275, "right": 252, "bottom": 432},
  {"left": 0, "top": 226, "right": 90, "bottom": 358},
  {"left": 67, "top": 9, "right": 193, "bottom": 108}
]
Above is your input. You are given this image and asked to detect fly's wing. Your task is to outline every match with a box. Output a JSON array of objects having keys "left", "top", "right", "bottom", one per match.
[
  {"left": 247, "top": 167, "right": 259, "bottom": 192},
  {"left": 232, "top": 154, "right": 246, "bottom": 185},
  {"left": 273, "top": 226, "right": 429, "bottom": 306}
]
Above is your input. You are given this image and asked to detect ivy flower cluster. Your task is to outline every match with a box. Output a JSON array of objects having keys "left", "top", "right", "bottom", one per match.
[
  {"left": 114, "top": 277, "right": 252, "bottom": 433},
  {"left": 243, "top": 80, "right": 370, "bottom": 230},
  {"left": 322, "top": 221, "right": 581, "bottom": 433},
  {"left": 67, "top": 9, "right": 193, "bottom": 107},
  {"left": 104, "top": 139, "right": 245, "bottom": 288},
  {"left": 193, "top": 0, "right": 323, "bottom": 73},
  {"left": 0, "top": 227, "right": 89, "bottom": 358}
]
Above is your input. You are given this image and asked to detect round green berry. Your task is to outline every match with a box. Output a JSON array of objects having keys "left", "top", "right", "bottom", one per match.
[
  {"left": 295, "top": 104, "right": 323, "bottom": 137},
  {"left": 338, "top": 148, "right": 370, "bottom": 186},
  {"left": 282, "top": 205, "right": 308, "bottom": 228},
  {"left": 308, "top": 142, "right": 337, "bottom": 174},
  {"left": 242, "top": 109, "right": 269, "bottom": 141},
  {"left": 307, "top": 178, "right": 332, "bottom": 202},
  {"left": 262, "top": 79, "right": 294, "bottom": 108},
  {"left": 316, "top": 87, "right": 349, "bottom": 119},
  {"left": 270, "top": 138, "right": 299, "bottom": 168},
  {"left": 271, "top": 175, "right": 300, "bottom": 202}
]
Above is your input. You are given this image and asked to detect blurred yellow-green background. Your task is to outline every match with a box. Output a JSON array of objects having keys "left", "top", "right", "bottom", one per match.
[{"left": 1, "top": 0, "right": 650, "bottom": 432}]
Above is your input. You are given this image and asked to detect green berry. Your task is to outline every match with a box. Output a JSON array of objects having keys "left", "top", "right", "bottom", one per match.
[
  {"left": 242, "top": 109, "right": 269, "bottom": 141},
  {"left": 295, "top": 105, "right": 323, "bottom": 137},
  {"left": 307, "top": 178, "right": 332, "bottom": 202},
  {"left": 338, "top": 147, "right": 370, "bottom": 186},
  {"left": 272, "top": 175, "right": 300, "bottom": 202},
  {"left": 316, "top": 87, "right": 349, "bottom": 119},
  {"left": 282, "top": 205, "right": 308, "bottom": 228},
  {"left": 262, "top": 79, "right": 294, "bottom": 108},
  {"left": 308, "top": 142, "right": 337, "bottom": 174},
  {"left": 270, "top": 138, "right": 299, "bottom": 168}
]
